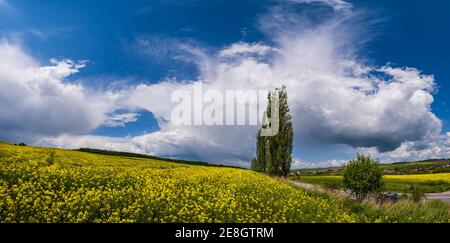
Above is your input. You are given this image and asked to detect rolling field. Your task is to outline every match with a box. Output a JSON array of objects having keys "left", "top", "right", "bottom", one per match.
[
  {"left": 0, "top": 142, "right": 448, "bottom": 223},
  {"left": 294, "top": 174, "right": 450, "bottom": 193},
  {"left": 0, "top": 143, "right": 356, "bottom": 223}
]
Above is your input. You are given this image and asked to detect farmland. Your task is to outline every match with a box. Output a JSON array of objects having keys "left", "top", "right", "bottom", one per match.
[
  {"left": 0, "top": 142, "right": 356, "bottom": 223},
  {"left": 0, "top": 142, "right": 448, "bottom": 223},
  {"left": 293, "top": 173, "right": 450, "bottom": 193},
  {"left": 293, "top": 159, "right": 450, "bottom": 176}
]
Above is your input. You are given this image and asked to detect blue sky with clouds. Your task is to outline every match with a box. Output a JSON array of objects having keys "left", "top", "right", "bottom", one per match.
[{"left": 1, "top": 0, "right": 450, "bottom": 167}]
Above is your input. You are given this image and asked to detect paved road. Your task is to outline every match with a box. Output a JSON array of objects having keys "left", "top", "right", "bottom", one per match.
[
  {"left": 281, "top": 178, "right": 350, "bottom": 197},
  {"left": 283, "top": 178, "right": 450, "bottom": 203},
  {"left": 426, "top": 192, "right": 450, "bottom": 203}
]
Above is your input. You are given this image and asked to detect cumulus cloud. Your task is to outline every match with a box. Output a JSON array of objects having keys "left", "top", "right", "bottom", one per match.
[
  {"left": 0, "top": 40, "right": 124, "bottom": 142},
  {"left": 356, "top": 134, "right": 450, "bottom": 163},
  {"left": 38, "top": 134, "right": 146, "bottom": 154},
  {"left": 3, "top": 0, "right": 449, "bottom": 168},
  {"left": 103, "top": 112, "right": 140, "bottom": 127},
  {"left": 296, "top": 159, "right": 348, "bottom": 168},
  {"left": 118, "top": 0, "right": 442, "bottom": 165},
  {"left": 37, "top": 129, "right": 253, "bottom": 167}
]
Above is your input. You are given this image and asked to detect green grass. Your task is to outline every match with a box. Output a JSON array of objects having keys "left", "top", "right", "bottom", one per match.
[
  {"left": 381, "top": 160, "right": 450, "bottom": 175},
  {"left": 339, "top": 196, "right": 450, "bottom": 223},
  {"left": 292, "top": 174, "right": 450, "bottom": 193},
  {"left": 299, "top": 187, "right": 450, "bottom": 223}
]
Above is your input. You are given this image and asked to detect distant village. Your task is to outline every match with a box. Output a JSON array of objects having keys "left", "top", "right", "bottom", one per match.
[{"left": 293, "top": 159, "right": 450, "bottom": 176}]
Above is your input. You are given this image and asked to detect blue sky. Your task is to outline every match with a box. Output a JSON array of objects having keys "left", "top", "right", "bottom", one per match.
[{"left": 1, "top": 0, "right": 450, "bottom": 167}]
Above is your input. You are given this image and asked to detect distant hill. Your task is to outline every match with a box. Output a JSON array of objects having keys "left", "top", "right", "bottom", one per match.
[
  {"left": 293, "top": 159, "right": 450, "bottom": 176},
  {"left": 76, "top": 147, "right": 244, "bottom": 169},
  {"left": 0, "top": 140, "right": 244, "bottom": 169}
]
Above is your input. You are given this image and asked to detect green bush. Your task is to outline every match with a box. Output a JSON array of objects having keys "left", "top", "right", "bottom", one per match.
[
  {"left": 406, "top": 184, "right": 425, "bottom": 202},
  {"left": 342, "top": 154, "right": 384, "bottom": 201}
]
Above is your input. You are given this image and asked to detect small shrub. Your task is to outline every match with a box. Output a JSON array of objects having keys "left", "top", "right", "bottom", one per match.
[
  {"left": 406, "top": 184, "right": 425, "bottom": 202},
  {"left": 342, "top": 154, "right": 384, "bottom": 201}
]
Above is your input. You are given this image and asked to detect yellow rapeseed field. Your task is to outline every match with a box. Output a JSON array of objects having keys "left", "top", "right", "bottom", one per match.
[
  {"left": 0, "top": 143, "right": 359, "bottom": 223},
  {"left": 385, "top": 173, "right": 450, "bottom": 182}
]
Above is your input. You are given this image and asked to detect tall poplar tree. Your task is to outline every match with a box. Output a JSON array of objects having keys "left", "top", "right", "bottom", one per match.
[{"left": 254, "top": 86, "right": 293, "bottom": 177}]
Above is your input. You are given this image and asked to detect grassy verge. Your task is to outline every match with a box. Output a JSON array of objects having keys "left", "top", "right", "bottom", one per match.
[
  {"left": 289, "top": 182, "right": 450, "bottom": 223},
  {"left": 340, "top": 196, "right": 450, "bottom": 223}
]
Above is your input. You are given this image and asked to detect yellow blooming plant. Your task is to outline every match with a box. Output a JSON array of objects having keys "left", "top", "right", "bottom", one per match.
[
  {"left": 0, "top": 143, "right": 361, "bottom": 223},
  {"left": 2, "top": 142, "right": 447, "bottom": 223},
  {"left": 385, "top": 173, "right": 450, "bottom": 182}
]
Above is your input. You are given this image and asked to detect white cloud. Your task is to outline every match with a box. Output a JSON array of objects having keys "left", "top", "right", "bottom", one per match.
[
  {"left": 291, "top": 158, "right": 347, "bottom": 169},
  {"left": 42, "top": 28, "right": 442, "bottom": 166},
  {"left": 103, "top": 112, "right": 140, "bottom": 127},
  {"left": 0, "top": 40, "right": 122, "bottom": 141},
  {"left": 37, "top": 130, "right": 252, "bottom": 167},
  {"left": 130, "top": 36, "right": 206, "bottom": 65},
  {"left": 365, "top": 134, "right": 450, "bottom": 162},
  {"left": 38, "top": 135, "right": 146, "bottom": 154},
  {"left": 217, "top": 42, "right": 278, "bottom": 58},
  {"left": 288, "top": 0, "right": 352, "bottom": 11},
  {"left": 111, "top": 2, "right": 442, "bottom": 165},
  {"left": 3, "top": 0, "right": 449, "bottom": 168}
]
